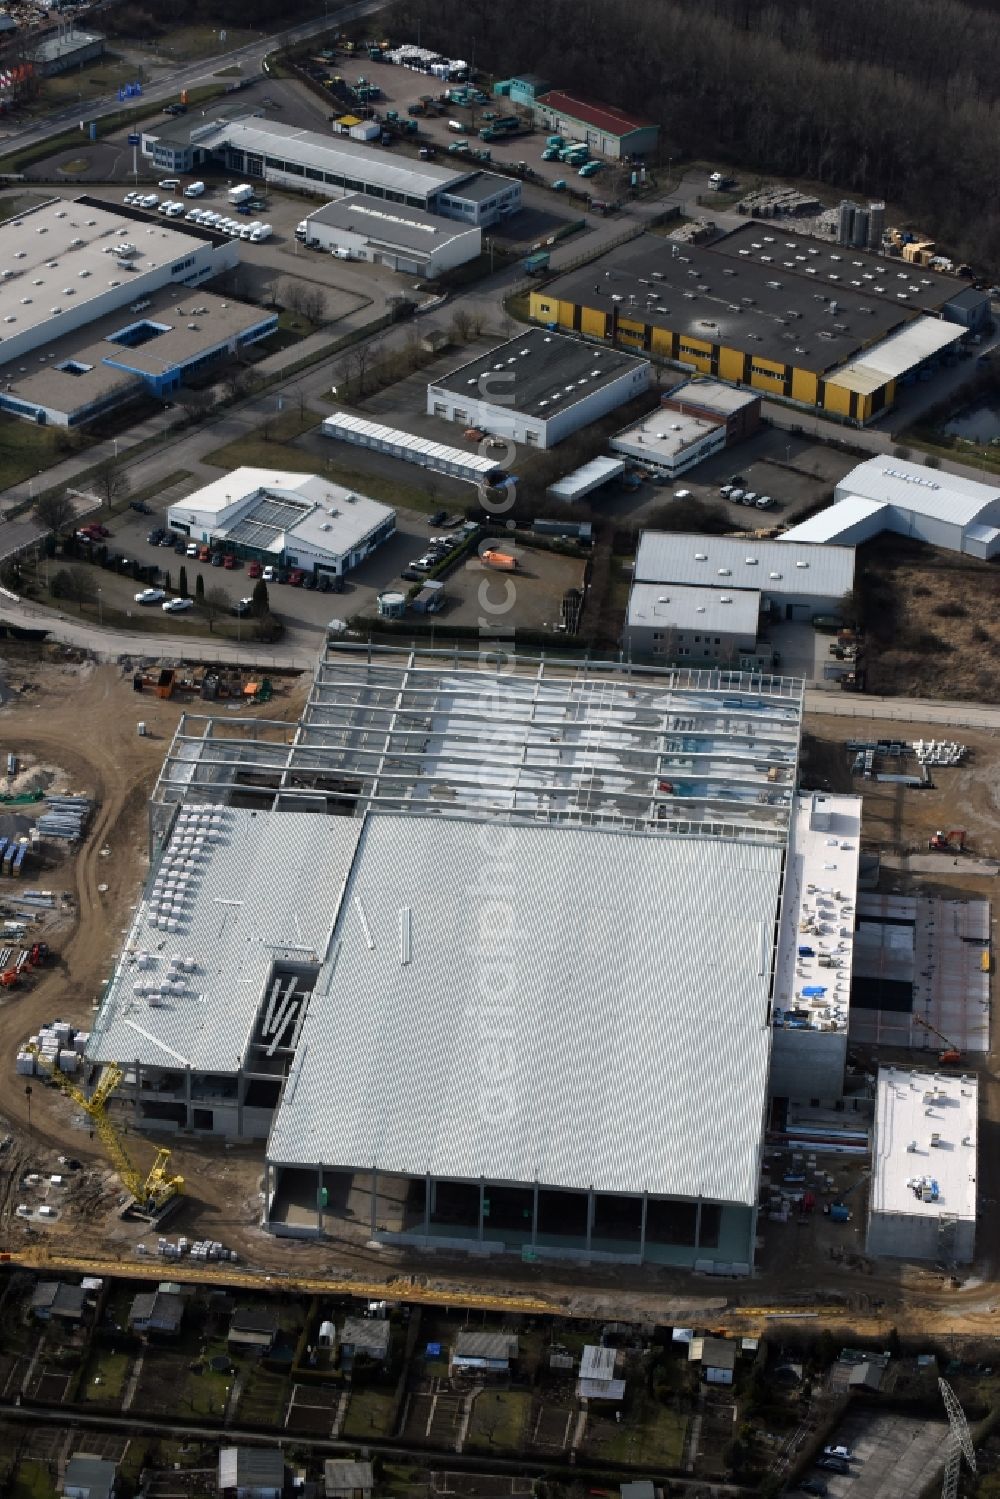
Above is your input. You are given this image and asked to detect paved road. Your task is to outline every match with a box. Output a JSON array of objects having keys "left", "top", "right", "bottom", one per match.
[
  {"left": 803, "top": 689, "right": 1000, "bottom": 730},
  {"left": 0, "top": 1, "right": 386, "bottom": 156}
]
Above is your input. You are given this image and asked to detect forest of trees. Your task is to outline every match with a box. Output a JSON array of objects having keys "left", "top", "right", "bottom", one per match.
[{"left": 390, "top": 0, "right": 1000, "bottom": 269}]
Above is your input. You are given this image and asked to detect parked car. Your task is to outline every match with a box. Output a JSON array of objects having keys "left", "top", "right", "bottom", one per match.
[
  {"left": 743, "top": 491, "right": 758, "bottom": 505},
  {"left": 162, "top": 597, "right": 193, "bottom": 613},
  {"left": 222, "top": 554, "right": 237, "bottom": 569},
  {"left": 248, "top": 560, "right": 262, "bottom": 578},
  {"left": 823, "top": 1446, "right": 855, "bottom": 1461},
  {"left": 302, "top": 573, "right": 317, "bottom": 590},
  {"left": 186, "top": 542, "right": 199, "bottom": 556},
  {"left": 674, "top": 488, "right": 692, "bottom": 499},
  {"left": 197, "top": 545, "right": 211, "bottom": 562},
  {"left": 261, "top": 565, "right": 276, "bottom": 582},
  {"left": 159, "top": 533, "right": 176, "bottom": 546},
  {"left": 232, "top": 597, "right": 253, "bottom": 617},
  {"left": 147, "top": 527, "right": 166, "bottom": 545},
  {"left": 288, "top": 569, "right": 305, "bottom": 587},
  {"left": 164, "top": 103, "right": 187, "bottom": 116},
  {"left": 317, "top": 574, "right": 331, "bottom": 592},
  {"left": 729, "top": 488, "right": 745, "bottom": 502},
  {"left": 134, "top": 587, "right": 165, "bottom": 605},
  {"left": 429, "top": 509, "right": 447, "bottom": 526},
  {"left": 210, "top": 552, "right": 224, "bottom": 566},
  {"left": 756, "top": 494, "right": 773, "bottom": 508},
  {"left": 158, "top": 178, "right": 180, "bottom": 191}
]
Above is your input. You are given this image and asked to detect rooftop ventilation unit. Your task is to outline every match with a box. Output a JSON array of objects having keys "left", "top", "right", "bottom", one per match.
[
  {"left": 745, "top": 557, "right": 758, "bottom": 565},
  {"left": 795, "top": 560, "right": 809, "bottom": 568},
  {"left": 770, "top": 571, "right": 782, "bottom": 579},
  {"left": 694, "top": 552, "right": 707, "bottom": 560},
  {"left": 717, "top": 567, "right": 731, "bottom": 576}
]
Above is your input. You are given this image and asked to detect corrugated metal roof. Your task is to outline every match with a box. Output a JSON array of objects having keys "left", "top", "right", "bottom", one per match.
[
  {"left": 454, "top": 1331, "right": 518, "bottom": 1359},
  {"left": 219, "top": 1447, "right": 284, "bottom": 1491},
  {"left": 580, "top": 1345, "right": 617, "bottom": 1380},
  {"left": 87, "top": 808, "right": 362, "bottom": 1075},
  {"left": 779, "top": 495, "right": 888, "bottom": 545},
  {"left": 548, "top": 455, "right": 625, "bottom": 500},
  {"left": 198, "top": 118, "right": 469, "bottom": 199},
  {"left": 835, "top": 456, "right": 1000, "bottom": 527},
  {"left": 536, "top": 89, "right": 656, "bottom": 137},
  {"left": 827, "top": 317, "right": 964, "bottom": 393},
  {"left": 635, "top": 531, "right": 855, "bottom": 601},
  {"left": 325, "top": 1462, "right": 374, "bottom": 1493},
  {"left": 627, "top": 581, "right": 761, "bottom": 637},
  {"left": 322, "top": 411, "right": 501, "bottom": 476},
  {"left": 267, "top": 813, "right": 782, "bottom": 1205}
]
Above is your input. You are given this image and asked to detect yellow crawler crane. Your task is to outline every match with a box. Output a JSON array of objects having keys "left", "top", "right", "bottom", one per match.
[{"left": 26, "top": 1045, "right": 183, "bottom": 1213}]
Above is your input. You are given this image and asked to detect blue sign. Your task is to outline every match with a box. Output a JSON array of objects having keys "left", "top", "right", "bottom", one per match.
[{"left": 127, "top": 132, "right": 140, "bottom": 146}]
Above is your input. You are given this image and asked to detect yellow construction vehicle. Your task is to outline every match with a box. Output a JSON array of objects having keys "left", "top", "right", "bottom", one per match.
[{"left": 25, "top": 1045, "right": 183, "bottom": 1214}]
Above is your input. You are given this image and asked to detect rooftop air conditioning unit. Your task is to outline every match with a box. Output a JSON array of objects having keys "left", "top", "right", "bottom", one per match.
[
  {"left": 694, "top": 552, "right": 707, "bottom": 560},
  {"left": 717, "top": 567, "right": 731, "bottom": 576}
]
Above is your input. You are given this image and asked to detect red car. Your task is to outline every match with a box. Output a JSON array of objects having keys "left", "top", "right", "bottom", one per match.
[
  {"left": 247, "top": 560, "right": 262, "bottom": 578},
  {"left": 288, "top": 569, "right": 305, "bottom": 587},
  {"left": 223, "top": 554, "right": 237, "bottom": 569}
]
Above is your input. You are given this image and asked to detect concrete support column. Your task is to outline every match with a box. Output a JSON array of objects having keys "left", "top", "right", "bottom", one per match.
[
  {"left": 424, "top": 1173, "right": 432, "bottom": 1239},
  {"left": 478, "top": 1180, "right": 486, "bottom": 1240},
  {"left": 236, "top": 1066, "right": 244, "bottom": 1138},
  {"left": 639, "top": 1191, "right": 648, "bottom": 1264},
  {"left": 317, "top": 1163, "right": 324, "bottom": 1235},
  {"left": 430, "top": 1178, "right": 438, "bottom": 1214},
  {"left": 531, "top": 1182, "right": 539, "bottom": 1247},
  {"left": 586, "top": 1189, "right": 594, "bottom": 1252},
  {"left": 694, "top": 1199, "right": 703, "bottom": 1249},
  {"left": 184, "top": 1063, "right": 192, "bottom": 1132},
  {"left": 370, "top": 1168, "right": 378, "bottom": 1239}
]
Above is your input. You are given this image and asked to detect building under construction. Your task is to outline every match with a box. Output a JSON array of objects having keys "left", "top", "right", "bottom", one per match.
[{"left": 82, "top": 645, "right": 875, "bottom": 1273}]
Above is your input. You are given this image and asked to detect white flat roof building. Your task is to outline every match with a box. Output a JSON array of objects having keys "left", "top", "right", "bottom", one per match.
[
  {"left": 769, "top": 792, "right": 861, "bottom": 1100},
  {"left": 612, "top": 407, "right": 727, "bottom": 477},
  {"left": 867, "top": 1066, "right": 977, "bottom": 1264},
  {"left": 625, "top": 581, "right": 761, "bottom": 663},
  {"left": 781, "top": 455, "right": 1000, "bottom": 560},
  {"left": 303, "top": 194, "right": 481, "bottom": 278},
  {"left": 636, "top": 531, "right": 855, "bottom": 616},
  {"left": 0, "top": 197, "right": 237, "bottom": 367},
  {"left": 167, "top": 468, "right": 396, "bottom": 577},
  {"left": 826, "top": 318, "right": 965, "bottom": 398}
]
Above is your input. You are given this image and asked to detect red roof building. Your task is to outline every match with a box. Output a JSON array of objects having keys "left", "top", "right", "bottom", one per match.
[{"left": 534, "top": 90, "right": 660, "bottom": 159}]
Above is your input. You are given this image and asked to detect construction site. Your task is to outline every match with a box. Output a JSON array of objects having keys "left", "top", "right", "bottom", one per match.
[{"left": 0, "top": 637, "right": 991, "bottom": 1348}]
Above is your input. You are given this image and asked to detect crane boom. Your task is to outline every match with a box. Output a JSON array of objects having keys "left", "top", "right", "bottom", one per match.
[
  {"left": 25, "top": 1045, "right": 182, "bottom": 1212},
  {"left": 912, "top": 1015, "right": 961, "bottom": 1060}
]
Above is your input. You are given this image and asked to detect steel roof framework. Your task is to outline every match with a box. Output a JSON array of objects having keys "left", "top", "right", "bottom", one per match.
[{"left": 153, "top": 648, "right": 804, "bottom": 842}]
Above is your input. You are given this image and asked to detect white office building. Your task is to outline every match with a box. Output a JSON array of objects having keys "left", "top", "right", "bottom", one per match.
[
  {"left": 166, "top": 469, "right": 395, "bottom": 578},
  {"left": 635, "top": 531, "right": 856, "bottom": 620},
  {"left": 428, "top": 328, "right": 650, "bottom": 449},
  {"left": 625, "top": 581, "right": 761, "bottom": 663},
  {"left": 867, "top": 1066, "right": 977, "bottom": 1264}
]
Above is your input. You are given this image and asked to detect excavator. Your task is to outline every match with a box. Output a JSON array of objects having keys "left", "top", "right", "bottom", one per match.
[
  {"left": 26, "top": 1045, "right": 183, "bottom": 1216},
  {"left": 912, "top": 1015, "right": 962, "bottom": 1065},
  {"left": 929, "top": 829, "right": 967, "bottom": 853}
]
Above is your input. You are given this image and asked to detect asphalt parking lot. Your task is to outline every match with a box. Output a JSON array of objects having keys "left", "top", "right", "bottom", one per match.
[{"left": 797, "top": 1412, "right": 951, "bottom": 1498}]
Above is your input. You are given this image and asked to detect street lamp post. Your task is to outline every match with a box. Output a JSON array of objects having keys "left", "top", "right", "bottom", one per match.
[
  {"left": 97, "top": 588, "right": 103, "bottom": 627},
  {"left": 24, "top": 1084, "right": 32, "bottom": 1133}
]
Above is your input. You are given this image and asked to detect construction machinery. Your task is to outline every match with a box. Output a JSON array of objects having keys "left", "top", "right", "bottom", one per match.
[
  {"left": 26, "top": 1045, "right": 183, "bottom": 1215},
  {"left": 939, "top": 1377, "right": 976, "bottom": 1499},
  {"left": 929, "top": 829, "right": 966, "bottom": 852},
  {"left": 913, "top": 1015, "right": 962, "bottom": 1065}
]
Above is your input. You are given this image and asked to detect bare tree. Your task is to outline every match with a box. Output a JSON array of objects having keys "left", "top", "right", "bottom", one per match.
[
  {"left": 450, "top": 308, "right": 474, "bottom": 343},
  {"left": 201, "top": 585, "right": 230, "bottom": 633},
  {"left": 91, "top": 462, "right": 130, "bottom": 511},
  {"left": 33, "top": 492, "right": 76, "bottom": 535},
  {"left": 300, "top": 285, "right": 328, "bottom": 327}
]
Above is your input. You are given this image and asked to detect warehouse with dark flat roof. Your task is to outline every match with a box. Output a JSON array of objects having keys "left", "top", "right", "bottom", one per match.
[
  {"left": 530, "top": 226, "right": 978, "bottom": 423},
  {"left": 427, "top": 327, "right": 650, "bottom": 448}
]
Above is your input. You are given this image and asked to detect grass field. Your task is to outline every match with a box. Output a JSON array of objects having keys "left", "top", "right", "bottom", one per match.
[
  {"left": 0, "top": 419, "right": 82, "bottom": 494},
  {"left": 466, "top": 1390, "right": 532, "bottom": 1452},
  {"left": 42, "top": 55, "right": 146, "bottom": 107},
  {"left": 341, "top": 1387, "right": 398, "bottom": 1439},
  {"left": 82, "top": 1349, "right": 131, "bottom": 1404},
  {"left": 585, "top": 1402, "right": 687, "bottom": 1466},
  {"left": 9, "top": 1460, "right": 57, "bottom": 1499}
]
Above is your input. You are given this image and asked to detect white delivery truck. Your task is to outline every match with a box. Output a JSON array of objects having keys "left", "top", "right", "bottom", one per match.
[
  {"left": 228, "top": 183, "right": 253, "bottom": 205},
  {"left": 183, "top": 180, "right": 205, "bottom": 198}
]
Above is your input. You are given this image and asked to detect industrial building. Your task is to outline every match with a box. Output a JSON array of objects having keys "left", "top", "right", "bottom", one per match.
[
  {"left": 0, "top": 197, "right": 239, "bottom": 371},
  {"left": 0, "top": 288, "right": 275, "bottom": 427},
  {"left": 322, "top": 411, "right": 505, "bottom": 486},
  {"left": 781, "top": 455, "right": 1000, "bottom": 560},
  {"left": 493, "top": 73, "right": 551, "bottom": 110},
  {"left": 140, "top": 117, "right": 522, "bottom": 226},
  {"left": 624, "top": 582, "right": 762, "bottom": 664},
  {"left": 427, "top": 327, "right": 651, "bottom": 449},
  {"left": 300, "top": 196, "right": 480, "bottom": 278},
  {"left": 31, "top": 26, "right": 103, "bottom": 75},
  {"left": 166, "top": 469, "right": 395, "bottom": 578},
  {"left": 866, "top": 1067, "right": 977, "bottom": 1264},
  {"left": 530, "top": 225, "right": 978, "bottom": 423},
  {"left": 81, "top": 643, "right": 887, "bottom": 1274},
  {"left": 611, "top": 379, "right": 761, "bottom": 477},
  {"left": 769, "top": 793, "right": 861, "bottom": 1100},
  {"left": 532, "top": 90, "right": 660, "bottom": 160},
  {"left": 634, "top": 531, "right": 856, "bottom": 620}
]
